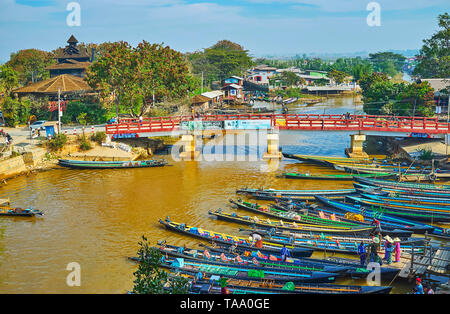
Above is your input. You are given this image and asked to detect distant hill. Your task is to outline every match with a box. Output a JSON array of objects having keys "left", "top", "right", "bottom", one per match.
[{"left": 255, "top": 49, "right": 420, "bottom": 60}]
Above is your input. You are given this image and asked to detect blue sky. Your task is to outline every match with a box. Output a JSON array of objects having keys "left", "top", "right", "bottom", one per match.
[{"left": 0, "top": 0, "right": 448, "bottom": 62}]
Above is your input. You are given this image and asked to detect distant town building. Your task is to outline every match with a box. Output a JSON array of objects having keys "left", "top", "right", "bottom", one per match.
[
  {"left": 223, "top": 76, "right": 244, "bottom": 87},
  {"left": 222, "top": 84, "right": 243, "bottom": 101},
  {"left": 247, "top": 65, "right": 277, "bottom": 85}
]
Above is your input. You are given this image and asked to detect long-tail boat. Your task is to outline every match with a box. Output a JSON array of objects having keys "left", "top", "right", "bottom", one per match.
[
  {"left": 184, "top": 277, "right": 393, "bottom": 294},
  {"left": 0, "top": 206, "right": 43, "bottom": 217},
  {"left": 353, "top": 183, "right": 450, "bottom": 199},
  {"left": 282, "top": 153, "right": 375, "bottom": 166},
  {"left": 280, "top": 172, "right": 395, "bottom": 180},
  {"left": 236, "top": 188, "right": 356, "bottom": 201},
  {"left": 158, "top": 218, "right": 314, "bottom": 258},
  {"left": 150, "top": 243, "right": 350, "bottom": 274},
  {"left": 155, "top": 256, "right": 338, "bottom": 284},
  {"left": 346, "top": 196, "right": 450, "bottom": 223},
  {"left": 361, "top": 193, "right": 450, "bottom": 208},
  {"left": 314, "top": 196, "right": 449, "bottom": 238},
  {"left": 209, "top": 209, "right": 376, "bottom": 235},
  {"left": 229, "top": 199, "right": 361, "bottom": 228},
  {"left": 354, "top": 177, "right": 450, "bottom": 192},
  {"left": 201, "top": 244, "right": 401, "bottom": 280},
  {"left": 208, "top": 210, "right": 422, "bottom": 254},
  {"left": 58, "top": 159, "right": 168, "bottom": 169}
]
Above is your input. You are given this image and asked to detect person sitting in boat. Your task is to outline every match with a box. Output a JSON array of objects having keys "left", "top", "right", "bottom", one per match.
[
  {"left": 249, "top": 232, "right": 263, "bottom": 248},
  {"left": 371, "top": 218, "right": 381, "bottom": 232},
  {"left": 280, "top": 244, "right": 291, "bottom": 262}
]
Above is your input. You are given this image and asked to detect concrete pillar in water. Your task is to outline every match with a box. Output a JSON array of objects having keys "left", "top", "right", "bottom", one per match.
[
  {"left": 347, "top": 134, "right": 368, "bottom": 158},
  {"left": 179, "top": 134, "right": 200, "bottom": 160},
  {"left": 263, "top": 133, "right": 282, "bottom": 159}
]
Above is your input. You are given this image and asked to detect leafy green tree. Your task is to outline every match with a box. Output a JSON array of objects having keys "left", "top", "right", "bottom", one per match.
[
  {"left": 1, "top": 96, "right": 31, "bottom": 126},
  {"left": 132, "top": 236, "right": 189, "bottom": 294},
  {"left": 188, "top": 40, "right": 254, "bottom": 83},
  {"left": 369, "top": 52, "right": 406, "bottom": 76},
  {"left": 0, "top": 65, "right": 19, "bottom": 94},
  {"left": 328, "top": 69, "right": 348, "bottom": 84},
  {"left": 414, "top": 12, "right": 450, "bottom": 78},
  {"left": 6, "top": 49, "right": 55, "bottom": 85},
  {"left": 86, "top": 41, "right": 195, "bottom": 118}
]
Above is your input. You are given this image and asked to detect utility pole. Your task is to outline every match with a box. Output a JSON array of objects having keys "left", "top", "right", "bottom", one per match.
[
  {"left": 58, "top": 88, "right": 62, "bottom": 132},
  {"left": 447, "top": 95, "right": 450, "bottom": 157},
  {"left": 201, "top": 72, "right": 204, "bottom": 94}
]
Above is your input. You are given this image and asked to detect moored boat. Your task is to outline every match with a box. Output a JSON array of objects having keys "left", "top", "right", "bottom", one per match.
[
  {"left": 58, "top": 158, "right": 168, "bottom": 169},
  {"left": 158, "top": 218, "right": 314, "bottom": 258}
]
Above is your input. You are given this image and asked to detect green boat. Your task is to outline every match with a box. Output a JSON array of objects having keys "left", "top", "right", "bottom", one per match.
[
  {"left": 281, "top": 172, "right": 395, "bottom": 180},
  {"left": 58, "top": 159, "right": 168, "bottom": 169}
]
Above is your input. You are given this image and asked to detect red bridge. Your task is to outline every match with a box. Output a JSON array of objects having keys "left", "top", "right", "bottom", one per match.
[{"left": 105, "top": 113, "right": 450, "bottom": 138}]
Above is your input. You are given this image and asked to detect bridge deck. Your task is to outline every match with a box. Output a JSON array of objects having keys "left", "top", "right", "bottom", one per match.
[{"left": 105, "top": 114, "right": 450, "bottom": 137}]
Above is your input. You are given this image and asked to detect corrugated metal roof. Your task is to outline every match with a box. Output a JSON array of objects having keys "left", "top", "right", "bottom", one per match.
[{"left": 201, "top": 91, "right": 224, "bottom": 98}]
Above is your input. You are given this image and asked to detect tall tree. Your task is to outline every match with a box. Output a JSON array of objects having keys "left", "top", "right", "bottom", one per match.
[
  {"left": 369, "top": 52, "right": 406, "bottom": 76},
  {"left": 414, "top": 12, "right": 450, "bottom": 78},
  {"left": 86, "top": 41, "right": 195, "bottom": 117},
  {"left": 6, "top": 49, "right": 55, "bottom": 85},
  {"left": 188, "top": 40, "right": 254, "bottom": 84}
]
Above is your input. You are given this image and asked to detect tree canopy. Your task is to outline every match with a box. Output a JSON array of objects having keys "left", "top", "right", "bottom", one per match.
[
  {"left": 414, "top": 12, "right": 450, "bottom": 78},
  {"left": 86, "top": 41, "right": 196, "bottom": 117},
  {"left": 6, "top": 49, "right": 55, "bottom": 85},
  {"left": 188, "top": 40, "right": 254, "bottom": 85}
]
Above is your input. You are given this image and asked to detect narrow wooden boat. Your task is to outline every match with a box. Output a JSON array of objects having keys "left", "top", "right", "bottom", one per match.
[
  {"left": 346, "top": 196, "right": 450, "bottom": 223},
  {"left": 354, "top": 186, "right": 450, "bottom": 201},
  {"left": 342, "top": 165, "right": 429, "bottom": 175},
  {"left": 282, "top": 153, "right": 374, "bottom": 166},
  {"left": 236, "top": 187, "right": 356, "bottom": 201},
  {"left": 269, "top": 200, "right": 415, "bottom": 237},
  {"left": 314, "top": 196, "right": 449, "bottom": 238},
  {"left": 209, "top": 209, "right": 376, "bottom": 235},
  {"left": 151, "top": 244, "right": 350, "bottom": 274},
  {"left": 58, "top": 159, "right": 168, "bottom": 169},
  {"left": 0, "top": 203, "right": 43, "bottom": 217},
  {"left": 354, "top": 177, "right": 450, "bottom": 192},
  {"left": 202, "top": 244, "right": 401, "bottom": 280},
  {"left": 361, "top": 193, "right": 450, "bottom": 208},
  {"left": 186, "top": 277, "right": 392, "bottom": 294},
  {"left": 158, "top": 218, "right": 314, "bottom": 258},
  {"left": 229, "top": 199, "right": 360, "bottom": 228},
  {"left": 156, "top": 256, "right": 338, "bottom": 284},
  {"left": 281, "top": 172, "right": 395, "bottom": 180},
  {"left": 353, "top": 183, "right": 450, "bottom": 199}
]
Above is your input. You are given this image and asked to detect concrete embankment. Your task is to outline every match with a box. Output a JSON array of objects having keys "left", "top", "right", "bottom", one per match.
[{"left": 0, "top": 147, "right": 56, "bottom": 182}]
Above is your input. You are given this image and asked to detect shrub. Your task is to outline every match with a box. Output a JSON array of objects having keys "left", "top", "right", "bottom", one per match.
[
  {"left": 90, "top": 131, "right": 106, "bottom": 145},
  {"left": 47, "top": 133, "right": 68, "bottom": 151},
  {"left": 417, "top": 148, "right": 434, "bottom": 161},
  {"left": 78, "top": 135, "right": 92, "bottom": 151}
]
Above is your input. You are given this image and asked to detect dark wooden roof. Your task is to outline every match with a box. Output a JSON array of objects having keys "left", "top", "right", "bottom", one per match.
[
  {"left": 67, "top": 35, "right": 78, "bottom": 44},
  {"left": 46, "top": 59, "right": 91, "bottom": 70}
]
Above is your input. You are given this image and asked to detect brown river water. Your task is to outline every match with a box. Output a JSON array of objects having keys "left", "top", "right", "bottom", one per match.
[{"left": 0, "top": 97, "right": 446, "bottom": 293}]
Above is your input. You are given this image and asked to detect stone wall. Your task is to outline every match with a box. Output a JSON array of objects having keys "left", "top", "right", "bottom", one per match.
[{"left": 0, "top": 155, "right": 27, "bottom": 180}]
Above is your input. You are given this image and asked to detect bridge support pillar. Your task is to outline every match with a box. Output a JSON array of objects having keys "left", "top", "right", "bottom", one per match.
[
  {"left": 263, "top": 133, "right": 282, "bottom": 159},
  {"left": 179, "top": 134, "right": 200, "bottom": 160},
  {"left": 347, "top": 134, "right": 368, "bottom": 158}
]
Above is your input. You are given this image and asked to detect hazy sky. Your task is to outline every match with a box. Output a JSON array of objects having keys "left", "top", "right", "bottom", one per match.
[{"left": 0, "top": 0, "right": 448, "bottom": 62}]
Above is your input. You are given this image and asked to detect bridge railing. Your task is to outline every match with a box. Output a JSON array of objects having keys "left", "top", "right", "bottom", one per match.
[{"left": 106, "top": 114, "right": 449, "bottom": 135}]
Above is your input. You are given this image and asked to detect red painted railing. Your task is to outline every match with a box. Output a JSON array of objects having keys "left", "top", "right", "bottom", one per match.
[{"left": 105, "top": 114, "right": 450, "bottom": 135}]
